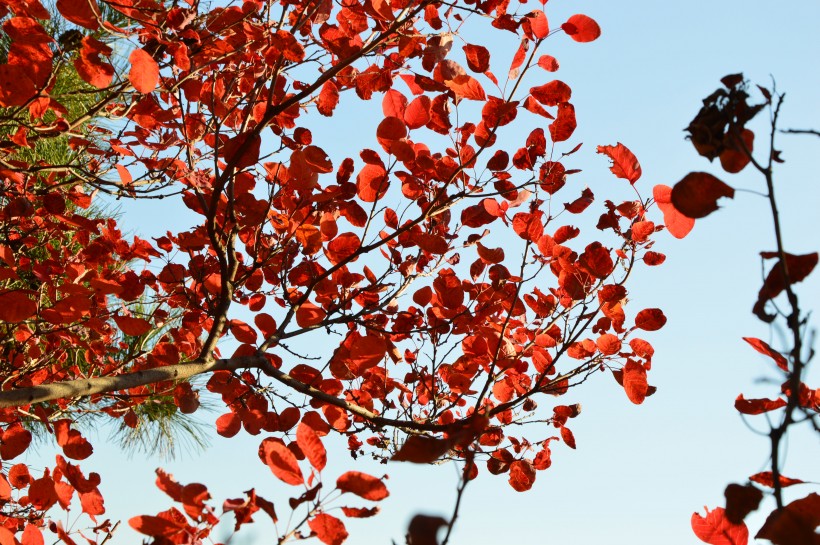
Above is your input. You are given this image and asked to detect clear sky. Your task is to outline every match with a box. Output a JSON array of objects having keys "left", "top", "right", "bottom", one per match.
[{"left": 25, "top": 1, "right": 820, "bottom": 544}]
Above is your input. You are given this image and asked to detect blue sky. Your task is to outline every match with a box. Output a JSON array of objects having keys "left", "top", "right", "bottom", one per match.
[{"left": 25, "top": 1, "right": 820, "bottom": 544}]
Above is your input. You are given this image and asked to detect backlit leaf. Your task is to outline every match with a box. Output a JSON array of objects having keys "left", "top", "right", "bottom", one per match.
[
  {"left": 297, "top": 423, "right": 327, "bottom": 472},
  {"left": 129, "top": 49, "right": 160, "bottom": 94},
  {"left": 653, "top": 184, "right": 695, "bottom": 239},
  {"left": 336, "top": 471, "right": 389, "bottom": 501},
  {"left": 0, "top": 290, "right": 37, "bottom": 323},
  {"left": 597, "top": 143, "right": 642, "bottom": 184},
  {"left": 261, "top": 438, "right": 303, "bottom": 486},
  {"left": 734, "top": 394, "right": 787, "bottom": 415},
  {"left": 692, "top": 507, "right": 749, "bottom": 545},
  {"left": 561, "top": 14, "right": 601, "bottom": 43},
  {"left": 309, "top": 514, "right": 348, "bottom": 545}
]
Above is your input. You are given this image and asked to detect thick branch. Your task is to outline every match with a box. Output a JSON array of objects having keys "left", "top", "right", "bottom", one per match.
[{"left": 0, "top": 356, "right": 262, "bottom": 409}]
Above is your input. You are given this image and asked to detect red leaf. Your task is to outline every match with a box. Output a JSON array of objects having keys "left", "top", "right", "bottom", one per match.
[
  {"left": 129, "top": 49, "right": 160, "bottom": 94},
  {"left": 0, "top": 424, "right": 32, "bottom": 460},
  {"left": 742, "top": 337, "right": 788, "bottom": 372},
  {"left": 336, "top": 471, "right": 389, "bottom": 501},
  {"left": 296, "top": 422, "right": 327, "bottom": 472},
  {"left": 317, "top": 80, "right": 340, "bottom": 116},
  {"left": 560, "top": 426, "right": 576, "bottom": 449},
  {"left": 0, "top": 65, "right": 35, "bottom": 107},
  {"left": 404, "top": 96, "right": 432, "bottom": 129},
  {"left": 755, "top": 493, "right": 820, "bottom": 545},
  {"left": 296, "top": 302, "right": 326, "bottom": 328},
  {"left": 155, "top": 469, "right": 183, "bottom": 501},
  {"left": 530, "top": 80, "right": 571, "bottom": 106},
  {"left": 754, "top": 252, "right": 818, "bottom": 322},
  {"left": 596, "top": 334, "right": 621, "bottom": 355},
  {"left": 341, "top": 506, "right": 379, "bottom": 518},
  {"left": 326, "top": 232, "right": 361, "bottom": 265},
  {"left": 549, "top": 102, "right": 576, "bottom": 142},
  {"left": 309, "top": 513, "right": 348, "bottom": 545},
  {"left": 114, "top": 315, "right": 151, "bottom": 336},
  {"left": 724, "top": 484, "right": 763, "bottom": 525},
  {"left": 53, "top": 420, "right": 93, "bottom": 460},
  {"left": 653, "top": 184, "right": 695, "bottom": 239},
  {"left": 734, "top": 394, "right": 787, "bottom": 415},
  {"left": 597, "top": 143, "right": 642, "bottom": 184},
  {"left": 622, "top": 360, "right": 648, "bottom": 405},
  {"left": 692, "top": 507, "right": 749, "bottom": 545},
  {"left": 476, "top": 242, "right": 504, "bottom": 264},
  {"left": 391, "top": 435, "right": 451, "bottom": 463},
  {"left": 382, "top": 89, "right": 407, "bottom": 118},
  {"left": 720, "top": 129, "right": 754, "bottom": 173},
  {"left": 671, "top": 172, "right": 735, "bottom": 219},
  {"left": 74, "top": 37, "right": 114, "bottom": 89},
  {"left": 537, "top": 55, "right": 559, "bottom": 72},
  {"left": 216, "top": 412, "right": 241, "bottom": 438},
  {"left": 376, "top": 116, "right": 407, "bottom": 142},
  {"left": 229, "top": 319, "right": 257, "bottom": 344},
  {"left": 529, "top": 10, "right": 549, "bottom": 39},
  {"left": 129, "top": 515, "right": 186, "bottom": 538},
  {"left": 445, "top": 75, "right": 486, "bottom": 101},
  {"left": 634, "top": 308, "right": 666, "bottom": 331},
  {"left": 463, "top": 44, "right": 490, "bottom": 73},
  {"left": 561, "top": 14, "right": 601, "bottom": 43},
  {"left": 0, "top": 290, "right": 37, "bottom": 322},
  {"left": 508, "top": 460, "right": 536, "bottom": 492},
  {"left": 356, "top": 163, "right": 388, "bottom": 202},
  {"left": 222, "top": 132, "right": 261, "bottom": 170},
  {"left": 261, "top": 438, "right": 303, "bottom": 486},
  {"left": 21, "top": 524, "right": 43, "bottom": 545},
  {"left": 564, "top": 187, "right": 594, "bottom": 214},
  {"left": 748, "top": 471, "right": 804, "bottom": 488},
  {"left": 56, "top": 0, "right": 101, "bottom": 30}
]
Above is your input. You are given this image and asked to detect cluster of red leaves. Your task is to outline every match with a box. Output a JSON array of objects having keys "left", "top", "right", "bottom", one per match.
[
  {"left": 0, "top": 0, "right": 671, "bottom": 543},
  {"left": 670, "top": 77, "right": 819, "bottom": 545}
]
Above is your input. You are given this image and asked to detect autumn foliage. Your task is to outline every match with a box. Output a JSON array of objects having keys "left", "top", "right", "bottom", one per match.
[
  {"left": 0, "top": 0, "right": 674, "bottom": 543},
  {"left": 655, "top": 75, "right": 818, "bottom": 545}
]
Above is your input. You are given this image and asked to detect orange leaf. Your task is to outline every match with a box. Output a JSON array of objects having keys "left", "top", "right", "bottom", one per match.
[
  {"left": 597, "top": 143, "right": 642, "bottom": 184},
  {"left": 129, "top": 49, "right": 160, "bottom": 94},
  {"left": 336, "top": 471, "right": 389, "bottom": 501},
  {"left": 622, "top": 360, "right": 648, "bottom": 404},
  {"left": 653, "top": 184, "right": 695, "bottom": 239},
  {"left": 445, "top": 75, "right": 486, "bottom": 101}
]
